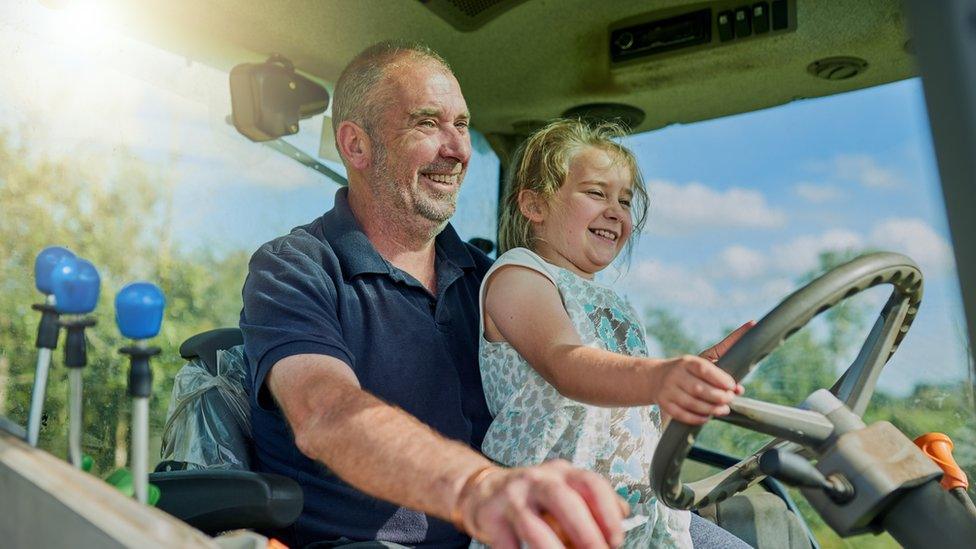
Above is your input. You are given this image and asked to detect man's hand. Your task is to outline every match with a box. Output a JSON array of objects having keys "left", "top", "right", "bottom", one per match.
[{"left": 456, "top": 460, "right": 628, "bottom": 549}]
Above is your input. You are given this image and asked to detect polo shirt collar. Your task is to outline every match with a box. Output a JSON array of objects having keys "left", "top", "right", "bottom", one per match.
[{"left": 322, "top": 188, "right": 477, "bottom": 279}]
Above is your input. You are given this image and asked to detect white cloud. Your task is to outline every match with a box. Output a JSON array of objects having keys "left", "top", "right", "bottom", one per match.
[
  {"left": 794, "top": 182, "right": 842, "bottom": 203},
  {"left": 622, "top": 259, "right": 720, "bottom": 307},
  {"left": 772, "top": 230, "right": 865, "bottom": 274},
  {"left": 760, "top": 277, "right": 798, "bottom": 300},
  {"left": 717, "top": 245, "right": 766, "bottom": 280},
  {"left": 646, "top": 180, "right": 787, "bottom": 235},
  {"left": 833, "top": 154, "right": 905, "bottom": 189},
  {"left": 868, "top": 218, "right": 954, "bottom": 274}
]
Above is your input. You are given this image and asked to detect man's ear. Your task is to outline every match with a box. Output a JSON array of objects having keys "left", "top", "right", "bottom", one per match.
[
  {"left": 518, "top": 189, "right": 546, "bottom": 223},
  {"left": 336, "top": 121, "right": 372, "bottom": 171}
]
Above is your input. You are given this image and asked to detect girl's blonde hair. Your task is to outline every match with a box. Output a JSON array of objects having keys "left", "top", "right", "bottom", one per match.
[{"left": 498, "top": 118, "right": 649, "bottom": 256}]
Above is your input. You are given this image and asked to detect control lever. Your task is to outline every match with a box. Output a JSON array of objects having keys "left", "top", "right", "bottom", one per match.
[
  {"left": 27, "top": 246, "right": 76, "bottom": 447},
  {"left": 759, "top": 448, "right": 854, "bottom": 503},
  {"left": 115, "top": 281, "right": 165, "bottom": 505},
  {"left": 914, "top": 432, "right": 976, "bottom": 518},
  {"left": 51, "top": 255, "right": 101, "bottom": 468}
]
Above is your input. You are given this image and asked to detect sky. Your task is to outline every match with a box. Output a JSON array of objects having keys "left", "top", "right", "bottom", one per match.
[{"left": 0, "top": 0, "right": 969, "bottom": 396}]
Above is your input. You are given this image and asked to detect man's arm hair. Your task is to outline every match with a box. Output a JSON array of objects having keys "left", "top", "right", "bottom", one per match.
[{"left": 267, "top": 353, "right": 491, "bottom": 522}]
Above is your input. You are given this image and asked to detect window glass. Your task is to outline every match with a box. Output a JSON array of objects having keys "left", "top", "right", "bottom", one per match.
[
  {"left": 0, "top": 0, "right": 497, "bottom": 472},
  {"left": 610, "top": 79, "right": 972, "bottom": 547}
]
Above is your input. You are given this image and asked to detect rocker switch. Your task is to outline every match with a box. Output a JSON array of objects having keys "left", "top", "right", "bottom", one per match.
[
  {"left": 753, "top": 2, "right": 770, "bottom": 34},
  {"left": 717, "top": 11, "right": 734, "bottom": 41},
  {"left": 734, "top": 7, "right": 752, "bottom": 38}
]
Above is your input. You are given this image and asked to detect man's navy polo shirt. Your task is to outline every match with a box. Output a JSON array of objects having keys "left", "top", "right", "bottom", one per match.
[{"left": 240, "top": 188, "right": 493, "bottom": 548}]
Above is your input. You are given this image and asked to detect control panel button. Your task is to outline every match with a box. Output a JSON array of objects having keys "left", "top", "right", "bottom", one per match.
[
  {"left": 734, "top": 7, "right": 752, "bottom": 38},
  {"left": 772, "top": 0, "right": 789, "bottom": 30},
  {"left": 753, "top": 2, "right": 770, "bottom": 33},
  {"left": 717, "top": 11, "right": 734, "bottom": 41}
]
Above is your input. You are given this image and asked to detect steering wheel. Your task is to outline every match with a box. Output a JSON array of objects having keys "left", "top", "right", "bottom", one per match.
[{"left": 650, "top": 252, "right": 924, "bottom": 510}]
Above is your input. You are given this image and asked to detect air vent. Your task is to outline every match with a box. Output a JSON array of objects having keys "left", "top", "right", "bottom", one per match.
[
  {"left": 807, "top": 57, "right": 868, "bottom": 80},
  {"left": 417, "top": 0, "right": 530, "bottom": 32}
]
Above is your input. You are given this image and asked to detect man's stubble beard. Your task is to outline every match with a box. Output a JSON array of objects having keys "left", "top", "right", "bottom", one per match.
[{"left": 370, "top": 140, "right": 460, "bottom": 227}]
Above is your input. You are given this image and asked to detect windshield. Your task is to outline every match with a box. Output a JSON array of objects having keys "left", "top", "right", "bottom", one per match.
[
  {"left": 0, "top": 0, "right": 499, "bottom": 465},
  {"left": 611, "top": 78, "right": 973, "bottom": 547}
]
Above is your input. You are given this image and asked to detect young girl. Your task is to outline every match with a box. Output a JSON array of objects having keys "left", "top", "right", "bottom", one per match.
[{"left": 478, "top": 119, "right": 752, "bottom": 548}]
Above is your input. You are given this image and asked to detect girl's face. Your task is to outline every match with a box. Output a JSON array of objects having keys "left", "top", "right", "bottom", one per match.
[{"left": 525, "top": 146, "right": 635, "bottom": 279}]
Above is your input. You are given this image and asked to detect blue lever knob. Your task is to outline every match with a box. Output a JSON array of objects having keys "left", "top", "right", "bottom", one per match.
[
  {"left": 35, "top": 246, "right": 75, "bottom": 295},
  {"left": 51, "top": 257, "right": 101, "bottom": 314},
  {"left": 115, "top": 282, "right": 165, "bottom": 339}
]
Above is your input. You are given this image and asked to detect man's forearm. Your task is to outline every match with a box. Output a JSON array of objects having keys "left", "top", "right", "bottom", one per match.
[{"left": 270, "top": 355, "right": 491, "bottom": 523}]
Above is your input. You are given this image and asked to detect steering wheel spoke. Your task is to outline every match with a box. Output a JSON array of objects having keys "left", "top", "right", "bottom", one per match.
[
  {"left": 831, "top": 294, "right": 914, "bottom": 416},
  {"left": 715, "top": 396, "right": 834, "bottom": 448}
]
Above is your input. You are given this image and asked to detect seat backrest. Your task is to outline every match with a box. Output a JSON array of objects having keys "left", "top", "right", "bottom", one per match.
[
  {"left": 178, "top": 327, "right": 244, "bottom": 375},
  {"left": 160, "top": 328, "right": 252, "bottom": 471},
  {"left": 153, "top": 328, "right": 304, "bottom": 534},
  {"left": 698, "top": 492, "right": 814, "bottom": 549}
]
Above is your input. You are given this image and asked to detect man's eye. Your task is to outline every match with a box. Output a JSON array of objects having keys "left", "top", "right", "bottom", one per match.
[
  {"left": 455, "top": 120, "right": 469, "bottom": 130},
  {"left": 419, "top": 119, "right": 437, "bottom": 128}
]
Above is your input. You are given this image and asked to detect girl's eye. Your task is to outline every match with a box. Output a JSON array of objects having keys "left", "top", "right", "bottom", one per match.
[
  {"left": 586, "top": 190, "right": 605, "bottom": 198},
  {"left": 620, "top": 199, "right": 632, "bottom": 208}
]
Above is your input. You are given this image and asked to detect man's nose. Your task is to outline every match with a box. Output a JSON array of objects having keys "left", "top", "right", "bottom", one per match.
[{"left": 440, "top": 127, "right": 471, "bottom": 164}]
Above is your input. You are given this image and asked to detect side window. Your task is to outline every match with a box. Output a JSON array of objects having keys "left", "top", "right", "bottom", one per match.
[
  {"left": 453, "top": 129, "right": 500, "bottom": 253},
  {"left": 0, "top": 2, "right": 339, "bottom": 470}
]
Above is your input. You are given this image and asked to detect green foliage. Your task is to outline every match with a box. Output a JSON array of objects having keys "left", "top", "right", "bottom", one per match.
[
  {"left": 0, "top": 128, "right": 247, "bottom": 472},
  {"left": 643, "top": 308, "right": 702, "bottom": 357}
]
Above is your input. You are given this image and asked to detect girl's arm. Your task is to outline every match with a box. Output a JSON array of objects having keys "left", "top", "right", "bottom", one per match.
[{"left": 484, "top": 265, "right": 743, "bottom": 424}]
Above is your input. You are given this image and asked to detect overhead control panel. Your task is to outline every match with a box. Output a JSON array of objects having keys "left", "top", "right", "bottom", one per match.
[{"left": 610, "top": 0, "right": 797, "bottom": 65}]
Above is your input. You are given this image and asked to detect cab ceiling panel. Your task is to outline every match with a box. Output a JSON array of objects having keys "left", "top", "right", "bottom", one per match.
[{"left": 102, "top": 0, "right": 915, "bottom": 139}]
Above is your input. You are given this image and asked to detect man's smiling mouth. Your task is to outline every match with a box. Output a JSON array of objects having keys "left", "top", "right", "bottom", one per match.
[{"left": 423, "top": 173, "right": 460, "bottom": 185}]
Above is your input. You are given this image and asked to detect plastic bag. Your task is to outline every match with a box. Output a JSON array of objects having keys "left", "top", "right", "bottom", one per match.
[{"left": 160, "top": 345, "right": 252, "bottom": 470}]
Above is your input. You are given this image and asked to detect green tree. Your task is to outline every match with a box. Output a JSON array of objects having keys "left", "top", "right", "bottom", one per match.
[{"left": 0, "top": 128, "right": 248, "bottom": 472}]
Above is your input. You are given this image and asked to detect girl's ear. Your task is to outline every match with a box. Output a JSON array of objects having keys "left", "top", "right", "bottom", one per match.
[
  {"left": 517, "top": 189, "right": 547, "bottom": 223},
  {"left": 336, "top": 120, "right": 372, "bottom": 171}
]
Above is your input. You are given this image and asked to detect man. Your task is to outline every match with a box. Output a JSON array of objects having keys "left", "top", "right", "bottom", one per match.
[{"left": 240, "top": 41, "right": 627, "bottom": 548}]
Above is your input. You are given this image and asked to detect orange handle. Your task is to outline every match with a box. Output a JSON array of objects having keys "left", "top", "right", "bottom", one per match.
[
  {"left": 914, "top": 432, "right": 969, "bottom": 490},
  {"left": 541, "top": 512, "right": 573, "bottom": 548}
]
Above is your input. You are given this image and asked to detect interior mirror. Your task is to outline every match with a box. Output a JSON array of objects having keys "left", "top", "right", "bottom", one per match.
[{"left": 229, "top": 54, "right": 329, "bottom": 142}]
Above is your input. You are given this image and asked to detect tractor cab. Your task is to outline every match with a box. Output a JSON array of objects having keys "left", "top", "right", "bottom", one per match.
[{"left": 1, "top": 1, "right": 975, "bottom": 547}]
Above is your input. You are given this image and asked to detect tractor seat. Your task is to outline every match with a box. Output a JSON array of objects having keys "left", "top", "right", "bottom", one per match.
[{"left": 150, "top": 327, "right": 303, "bottom": 536}]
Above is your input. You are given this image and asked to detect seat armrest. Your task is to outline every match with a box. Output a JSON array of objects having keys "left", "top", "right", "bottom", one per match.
[{"left": 149, "top": 469, "right": 302, "bottom": 535}]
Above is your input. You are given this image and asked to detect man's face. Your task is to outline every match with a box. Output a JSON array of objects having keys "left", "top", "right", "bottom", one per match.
[{"left": 368, "top": 60, "right": 472, "bottom": 226}]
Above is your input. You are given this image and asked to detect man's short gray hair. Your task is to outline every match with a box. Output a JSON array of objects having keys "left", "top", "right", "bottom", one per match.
[{"left": 332, "top": 41, "right": 454, "bottom": 144}]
